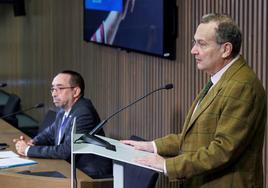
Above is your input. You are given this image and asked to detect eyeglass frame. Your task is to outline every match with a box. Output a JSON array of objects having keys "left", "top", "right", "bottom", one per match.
[
  {"left": 192, "top": 39, "right": 224, "bottom": 50},
  {"left": 50, "top": 86, "right": 75, "bottom": 93}
]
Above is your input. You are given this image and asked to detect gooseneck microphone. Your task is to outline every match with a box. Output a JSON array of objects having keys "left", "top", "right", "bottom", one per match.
[
  {"left": 1, "top": 103, "right": 45, "bottom": 119},
  {"left": 76, "top": 83, "right": 174, "bottom": 151},
  {"left": 91, "top": 83, "right": 173, "bottom": 136}
]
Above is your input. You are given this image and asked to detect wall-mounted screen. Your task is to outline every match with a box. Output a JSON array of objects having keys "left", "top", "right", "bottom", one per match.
[
  {"left": 83, "top": 0, "right": 177, "bottom": 60},
  {"left": 0, "top": 0, "right": 26, "bottom": 16}
]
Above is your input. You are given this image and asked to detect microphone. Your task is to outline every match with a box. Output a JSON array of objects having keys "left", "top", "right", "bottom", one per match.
[
  {"left": 0, "top": 83, "right": 7, "bottom": 87},
  {"left": 1, "top": 103, "right": 45, "bottom": 119},
  {"left": 76, "top": 83, "right": 174, "bottom": 151}
]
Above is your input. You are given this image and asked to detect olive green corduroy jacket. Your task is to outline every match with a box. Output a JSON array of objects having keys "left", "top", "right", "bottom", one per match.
[{"left": 155, "top": 56, "right": 267, "bottom": 188}]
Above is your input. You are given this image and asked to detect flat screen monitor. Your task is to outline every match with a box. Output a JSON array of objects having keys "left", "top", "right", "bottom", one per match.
[
  {"left": 83, "top": 0, "right": 177, "bottom": 60},
  {"left": 0, "top": 0, "right": 25, "bottom": 16}
]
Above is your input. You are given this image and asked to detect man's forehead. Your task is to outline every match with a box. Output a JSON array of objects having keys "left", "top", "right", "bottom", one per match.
[
  {"left": 52, "top": 73, "right": 71, "bottom": 86},
  {"left": 194, "top": 22, "right": 217, "bottom": 41}
]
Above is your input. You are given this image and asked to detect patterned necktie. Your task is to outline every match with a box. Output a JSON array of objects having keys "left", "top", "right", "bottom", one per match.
[
  {"left": 199, "top": 79, "right": 213, "bottom": 102},
  {"left": 57, "top": 115, "right": 69, "bottom": 145}
]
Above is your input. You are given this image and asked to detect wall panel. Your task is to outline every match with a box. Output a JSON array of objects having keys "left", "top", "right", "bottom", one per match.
[{"left": 0, "top": 0, "right": 267, "bottom": 187}]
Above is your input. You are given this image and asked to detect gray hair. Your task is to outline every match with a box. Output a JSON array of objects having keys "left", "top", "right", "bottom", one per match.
[{"left": 201, "top": 13, "right": 242, "bottom": 58}]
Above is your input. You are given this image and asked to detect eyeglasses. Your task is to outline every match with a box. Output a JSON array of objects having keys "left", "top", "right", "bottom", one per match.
[
  {"left": 50, "top": 86, "right": 75, "bottom": 93},
  {"left": 192, "top": 39, "right": 209, "bottom": 49},
  {"left": 192, "top": 39, "right": 223, "bottom": 50}
]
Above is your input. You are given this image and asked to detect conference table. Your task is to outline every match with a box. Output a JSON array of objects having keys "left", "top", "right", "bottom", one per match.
[{"left": 0, "top": 119, "right": 112, "bottom": 188}]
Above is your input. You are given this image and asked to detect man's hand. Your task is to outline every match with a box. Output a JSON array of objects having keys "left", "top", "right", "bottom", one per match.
[
  {"left": 14, "top": 140, "right": 28, "bottom": 156},
  {"left": 12, "top": 135, "right": 25, "bottom": 143},
  {"left": 121, "top": 140, "right": 154, "bottom": 153},
  {"left": 27, "top": 139, "right": 35, "bottom": 146},
  {"left": 13, "top": 135, "right": 34, "bottom": 156},
  {"left": 135, "top": 154, "right": 165, "bottom": 171}
]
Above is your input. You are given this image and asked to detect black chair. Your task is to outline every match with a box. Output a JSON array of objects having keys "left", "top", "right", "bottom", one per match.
[
  {"left": 16, "top": 113, "right": 39, "bottom": 138},
  {"left": 1, "top": 93, "right": 21, "bottom": 127},
  {"left": 38, "top": 109, "right": 57, "bottom": 133},
  {"left": 0, "top": 89, "right": 11, "bottom": 114},
  {"left": 123, "top": 135, "right": 159, "bottom": 188}
]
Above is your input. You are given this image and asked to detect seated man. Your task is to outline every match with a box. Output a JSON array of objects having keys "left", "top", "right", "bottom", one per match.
[{"left": 13, "top": 70, "right": 112, "bottom": 178}]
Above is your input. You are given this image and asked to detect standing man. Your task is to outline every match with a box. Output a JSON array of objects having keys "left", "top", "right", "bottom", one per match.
[
  {"left": 14, "top": 70, "right": 112, "bottom": 178},
  {"left": 122, "top": 13, "right": 267, "bottom": 187}
]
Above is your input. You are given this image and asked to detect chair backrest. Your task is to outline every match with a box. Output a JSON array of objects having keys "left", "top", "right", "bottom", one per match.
[
  {"left": 16, "top": 112, "right": 39, "bottom": 138},
  {"left": 1, "top": 93, "right": 21, "bottom": 127},
  {"left": 123, "top": 135, "right": 159, "bottom": 188},
  {"left": 2, "top": 93, "right": 21, "bottom": 116},
  {"left": 0, "top": 89, "right": 10, "bottom": 106},
  {"left": 38, "top": 109, "right": 57, "bottom": 133}
]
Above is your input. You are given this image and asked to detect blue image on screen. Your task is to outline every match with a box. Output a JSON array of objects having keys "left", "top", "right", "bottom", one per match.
[
  {"left": 84, "top": 0, "right": 163, "bottom": 55},
  {"left": 85, "top": 0, "right": 123, "bottom": 12}
]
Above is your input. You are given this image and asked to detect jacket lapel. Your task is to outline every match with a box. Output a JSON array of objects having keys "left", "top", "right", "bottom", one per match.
[
  {"left": 185, "top": 85, "right": 221, "bottom": 134},
  {"left": 58, "top": 115, "right": 72, "bottom": 144},
  {"left": 55, "top": 111, "right": 73, "bottom": 145},
  {"left": 55, "top": 112, "right": 64, "bottom": 145},
  {"left": 181, "top": 97, "right": 199, "bottom": 135},
  {"left": 182, "top": 56, "right": 246, "bottom": 135},
  {"left": 55, "top": 98, "right": 83, "bottom": 144}
]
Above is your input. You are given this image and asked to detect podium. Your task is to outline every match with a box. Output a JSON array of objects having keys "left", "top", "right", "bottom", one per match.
[{"left": 71, "top": 123, "right": 163, "bottom": 188}]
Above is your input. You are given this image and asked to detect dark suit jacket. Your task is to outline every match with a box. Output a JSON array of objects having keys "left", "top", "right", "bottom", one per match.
[
  {"left": 155, "top": 56, "right": 267, "bottom": 188},
  {"left": 28, "top": 97, "right": 112, "bottom": 178}
]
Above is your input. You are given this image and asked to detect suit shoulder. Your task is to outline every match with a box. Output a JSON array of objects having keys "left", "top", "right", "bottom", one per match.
[
  {"left": 234, "top": 64, "right": 264, "bottom": 92},
  {"left": 73, "top": 97, "right": 94, "bottom": 110},
  {"left": 71, "top": 97, "right": 99, "bottom": 116},
  {"left": 224, "top": 64, "right": 265, "bottom": 101}
]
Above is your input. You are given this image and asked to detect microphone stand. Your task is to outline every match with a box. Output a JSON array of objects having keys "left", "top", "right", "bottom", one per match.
[
  {"left": 1, "top": 103, "right": 44, "bottom": 119},
  {"left": 75, "top": 84, "right": 173, "bottom": 151}
]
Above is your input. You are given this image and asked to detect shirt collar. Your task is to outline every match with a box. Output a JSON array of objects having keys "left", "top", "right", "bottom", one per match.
[
  {"left": 211, "top": 55, "right": 239, "bottom": 85},
  {"left": 64, "top": 109, "right": 71, "bottom": 118}
]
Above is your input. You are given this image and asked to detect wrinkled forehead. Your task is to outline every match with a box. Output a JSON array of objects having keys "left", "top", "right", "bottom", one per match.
[
  {"left": 194, "top": 22, "right": 218, "bottom": 42},
  {"left": 51, "top": 73, "right": 71, "bottom": 86}
]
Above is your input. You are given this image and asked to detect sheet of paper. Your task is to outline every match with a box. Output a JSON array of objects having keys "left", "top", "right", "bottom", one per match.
[
  {"left": 0, "top": 157, "right": 37, "bottom": 169},
  {"left": 0, "top": 151, "right": 19, "bottom": 158}
]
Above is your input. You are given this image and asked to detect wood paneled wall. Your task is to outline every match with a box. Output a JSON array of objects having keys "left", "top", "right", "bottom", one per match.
[{"left": 0, "top": 0, "right": 267, "bottom": 187}]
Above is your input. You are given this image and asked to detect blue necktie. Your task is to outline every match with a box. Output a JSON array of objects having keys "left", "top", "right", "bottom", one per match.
[{"left": 57, "top": 115, "right": 69, "bottom": 145}]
